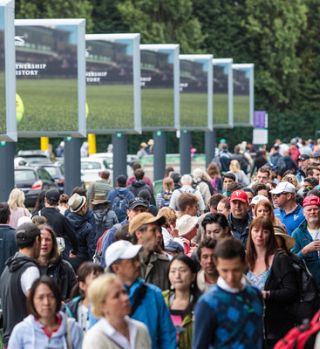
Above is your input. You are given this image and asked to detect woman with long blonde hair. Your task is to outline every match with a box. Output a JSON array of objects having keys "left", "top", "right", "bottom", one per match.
[
  {"left": 7, "top": 188, "right": 30, "bottom": 228},
  {"left": 229, "top": 159, "right": 249, "bottom": 186}
]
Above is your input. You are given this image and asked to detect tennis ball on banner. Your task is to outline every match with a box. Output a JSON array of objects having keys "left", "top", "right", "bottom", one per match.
[
  {"left": 16, "top": 94, "right": 24, "bottom": 123},
  {"left": 86, "top": 102, "right": 89, "bottom": 118}
]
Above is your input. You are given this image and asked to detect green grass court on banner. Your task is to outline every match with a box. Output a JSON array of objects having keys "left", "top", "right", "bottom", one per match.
[
  {"left": 13, "top": 78, "right": 250, "bottom": 132},
  {"left": 17, "top": 78, "right": 78, "bottom": 133},
  {"left": 233, "top": 94, "right": 250, "bottom": 125}
]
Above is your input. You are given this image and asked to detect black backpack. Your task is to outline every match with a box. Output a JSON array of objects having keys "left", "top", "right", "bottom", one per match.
[{"left": 287, "top": 253, "right": 320, "bottom": 324}]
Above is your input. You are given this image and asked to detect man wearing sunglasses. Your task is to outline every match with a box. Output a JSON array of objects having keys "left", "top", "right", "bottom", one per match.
[{"left": 271, "top": 181, "right": 305, "bottom": 235}]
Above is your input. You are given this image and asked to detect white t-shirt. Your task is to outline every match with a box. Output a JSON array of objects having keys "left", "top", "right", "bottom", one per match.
[
  {"left": 308, "top": 227, "right": 320, "bottom": 241},
  {"left": 20, "top": 266, "right": 40, "bottom": 295}
]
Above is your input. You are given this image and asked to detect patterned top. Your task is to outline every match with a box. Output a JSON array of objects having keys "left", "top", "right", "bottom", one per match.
[
  {"left": 193, "top": 284, "right": 264, "bottom": 349},
  {"left": 247, "top": 268, "right": 271, "bottom": 290}
]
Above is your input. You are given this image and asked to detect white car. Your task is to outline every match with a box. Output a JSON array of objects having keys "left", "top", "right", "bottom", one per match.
[
  {"left": 81, "top": 157, "right": 113, "bottom": 188},
  {"left": 89, "top": 152, "right": 137, "bottom": 177}
]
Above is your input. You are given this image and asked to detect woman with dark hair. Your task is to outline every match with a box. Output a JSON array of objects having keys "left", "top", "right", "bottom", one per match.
[
  {"left": 246, "top": 217, "right": 299, "bottom": 348},
  {"left": 31, "top": 190, "right": 46, "bottom": 216},
  {"left": 207, "top": 163, "right": 223, "bottom": 193},
  {"left": 8, "top": 276, "right": 83, "bottom": 349},
  {"left": 37, "top": 224, "right": 77, "bottom": 300},
  {"left": 64, "top": 262, "right": 103, "bottom": 333},
  {"left": 201, "top": 213, "right": 231, "bottom": 241},
  {"left": 163, "top": 254, "right": 200, "bottom": 349}
]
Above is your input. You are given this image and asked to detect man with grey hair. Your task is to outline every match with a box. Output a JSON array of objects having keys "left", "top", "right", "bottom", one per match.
[{"left": 169, "top": 174, "right": 205, "bottom": 212}]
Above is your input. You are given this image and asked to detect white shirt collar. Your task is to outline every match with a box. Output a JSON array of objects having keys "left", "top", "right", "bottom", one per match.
[
  {"left": 100, "top": 316, "right": 138, "bottom": 349},
  {"left": 217, "top": 276, "right": 246, "bottom": 293}
]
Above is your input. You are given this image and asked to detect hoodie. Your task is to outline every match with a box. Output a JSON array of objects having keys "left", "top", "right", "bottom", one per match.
[
  {"left": 128, "top": 180, "right": 155, "bottom": 204},
  {"left": 0, "top": 252, "right": 39, "bottom": 346},
  {"left": 8, "top": 311, "right": 83, "bottom": 349}
]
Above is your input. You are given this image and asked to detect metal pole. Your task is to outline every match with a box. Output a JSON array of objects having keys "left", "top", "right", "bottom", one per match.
[
  {"left": 180, "top": 130, "right": 191, "bottom": 175},
  {"left": 112, "top": 132, "right": 127, "bottom": 185},
  {"left": 153, "top": 130, "right": 166, "bottom": 181},
  {"left": 0, "top": 141, "right": 15, "bottom": 201},
  {"left": 64, "top": 138, "right": 82, "bottom": 195},
  {"left": 205, "top": 129, "right": 216, "bottom": 167}
]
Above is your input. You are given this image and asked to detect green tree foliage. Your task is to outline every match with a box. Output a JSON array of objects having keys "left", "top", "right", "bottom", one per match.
[
  {"left": 90, "top": 0, "right": 129, "bottom": 34},
  {"left": 296, "top": 0, "right": 320, "bottom": 112},
  {"left": 117, "top": 0, "right": 204, "bottom": 52},
  {"left": 244, "top": 0, "right": 307, "bottom": 111},
  {"left": 15, "top": 0, "right": 93, "bottom": 31}
]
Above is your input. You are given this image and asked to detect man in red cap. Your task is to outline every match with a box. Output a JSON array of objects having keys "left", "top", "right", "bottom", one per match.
[
  {"left": 292, "top": 195, "right": 320, "bottom": 287},
  {"left": 227, "top": 190, "right": 252, "bottom": 247}
]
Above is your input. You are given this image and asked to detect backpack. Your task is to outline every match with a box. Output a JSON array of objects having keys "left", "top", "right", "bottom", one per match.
[
  {"left": 287, "top": 253, "right": 320, "bottom": 324},
  {"left": 93, "top": 209, "right": 110, "bottom": 240},
  {"left": 112, "top": 190, "right": 130, "bottom": 222},
  {"left": 93, "top": 228, "right": 110, "bottom": 264},
  {"left": 93, "top": 223, "right": 122, "bottom": 264},
  {"left": 274, "top": 309, "right": 320, "bottom": 349},
  {"left": 158, "top": 191, "right": 172, "bottom": 208}
]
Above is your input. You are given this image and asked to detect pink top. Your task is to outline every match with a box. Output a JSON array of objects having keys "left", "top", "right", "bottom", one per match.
[
  {"left": 127, "top": 176, "right": 154, "bottom": 192},
  {"left": 9, "top": 207, "right": 30, "bottom": 228}
]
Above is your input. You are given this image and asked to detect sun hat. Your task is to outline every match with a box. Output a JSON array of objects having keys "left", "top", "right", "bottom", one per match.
[
  {"left": 68, "top": 193, "right": 86, "bottom": 213},
  {"left": 91, "top": 193, "right": 108, "bottom": 206},
  {"left": 128, "top": 212, "right": 166, "bottom": 234},
  {"left": 274, "top": 226, "right": 296, "bottom": 250},
  {"left": 176, "top": 214, "right": 199, "bottom": 236}
]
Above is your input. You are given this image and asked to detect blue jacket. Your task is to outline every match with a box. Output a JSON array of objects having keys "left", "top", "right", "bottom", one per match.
[
  {"left": 274, "top": 204, "right": 305, "bottom": 236},
  {"left": 107, "top": 187, "right": 135, "bottom": 205},
  {"left": 64, "top": 296, "right": 97, "bottom": 330},
  {"left": 291, "top": 220, "right": 320, "bottom": 287},
  {"left": 8, "top": 311, "right": 83, "bottom": 349},
  {"left": 126, "top": 278, "right": 176, "bottom": 349},
  {"left": 0, "top": 224, "right": 17, "bottom": 276},
  {"left": 65, "top": 211, "right": 96, "bottom": 269}
]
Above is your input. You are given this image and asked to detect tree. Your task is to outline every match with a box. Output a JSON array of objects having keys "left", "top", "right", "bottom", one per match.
[
  {"left": 15, "top": 0, "right": 93, "bottom": 31},
  {"left": 90, "top": 0, "right": 129, "bottom": 34},
  {"left": 244, "top": 0, "right": 307, "bottom": 111},
  {"left": 117, "top": 0, "right": 204, "bottom": 52}
]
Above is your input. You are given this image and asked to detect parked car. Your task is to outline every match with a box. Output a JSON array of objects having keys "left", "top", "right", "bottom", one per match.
[
  {"left": 16, "top": 150, "right": 52, "bottom": 165},
  {"left": 81, "top": 157, "right": 113, "bottom": 188},
  {"left": 14, "top": 166, "right": 58, "bottom": 208},
  {"left": 36, "top": 164, "right": 65, "bottom": 193}
]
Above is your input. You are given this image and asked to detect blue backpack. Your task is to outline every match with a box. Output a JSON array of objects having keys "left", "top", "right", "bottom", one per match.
[{"left": 112, "top": 190, "right": 130, "bottom": 222}]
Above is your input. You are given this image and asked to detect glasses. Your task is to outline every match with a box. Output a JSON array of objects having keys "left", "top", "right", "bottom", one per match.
[{"left": 272, "top": 193, "right": 285, "bottom": 198}]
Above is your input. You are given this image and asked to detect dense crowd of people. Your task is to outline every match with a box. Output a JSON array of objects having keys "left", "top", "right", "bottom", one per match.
[{"left": 1, "top": 137, "right": 320, "bottom": 348}]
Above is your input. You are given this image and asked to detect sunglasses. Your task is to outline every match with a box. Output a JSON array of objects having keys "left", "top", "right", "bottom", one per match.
[{"left": 272, "top": 193, "right": 286, "bottom": 198}]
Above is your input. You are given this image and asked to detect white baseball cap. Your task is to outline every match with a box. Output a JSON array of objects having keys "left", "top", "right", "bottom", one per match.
[
  {"left": 250, "top": 195, "right": 269, "bottom": 206},
  {"left": 270, "top": 182, "right": 296, "bottom": 195},
  {"left": 105, "top": 240, "right": 142, "bottom": 268}
]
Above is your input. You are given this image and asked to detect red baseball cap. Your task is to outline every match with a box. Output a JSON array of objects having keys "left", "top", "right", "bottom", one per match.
[
  {"left": 303, "top": 195, "right": 320, "bottom": 208},
  {"left": 230, "top": 190, "right": 248, "bottom": 203}
]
